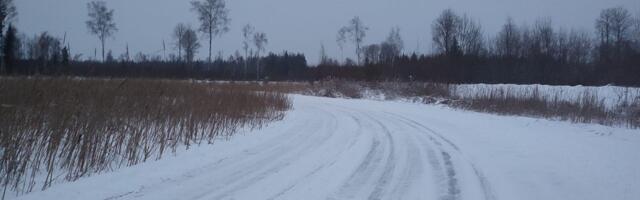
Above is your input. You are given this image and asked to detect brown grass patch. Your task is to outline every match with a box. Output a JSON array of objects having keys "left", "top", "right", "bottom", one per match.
[{"left": 0, "top": 77, "right": 291, "bottom": 196}]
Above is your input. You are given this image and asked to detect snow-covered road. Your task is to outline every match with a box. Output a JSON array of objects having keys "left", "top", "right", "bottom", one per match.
[{"left": 14, "top": 95, "right": 640, "bottom": 200}]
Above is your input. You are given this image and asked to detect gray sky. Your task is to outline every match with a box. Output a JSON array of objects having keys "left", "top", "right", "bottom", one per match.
[{"left": 15, "top": 0, "right": 639, "bottom": 64}]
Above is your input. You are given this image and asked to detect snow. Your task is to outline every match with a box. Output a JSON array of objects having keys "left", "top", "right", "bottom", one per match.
[{"left": 11, "top": 95, "right": 640, "bottom": 200}]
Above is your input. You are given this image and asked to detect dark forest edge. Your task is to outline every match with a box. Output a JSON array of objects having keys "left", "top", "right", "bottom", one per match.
[{"left": 0, "top": 3, "right": 638, "bottom": 86}]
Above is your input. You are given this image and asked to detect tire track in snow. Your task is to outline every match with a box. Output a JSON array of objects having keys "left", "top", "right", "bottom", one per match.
[
  {"left": 384, "top": 111, "right": 497, "bottom": 200},
  {"left": 331, "top": 104, "right": 460, "bottom": 200},
  {"left": 365, "top": 114, "right": 397, "bottom": 200},
  {"left": 114, "top": 105, "right": 339, "bottom": 200},
  {"left": 265, "top": 111, "right": 366, "bottom": 200},
  {"left": 368, "top": 111, "right": 426, "bottom": 200},
  {"left": 441, "top": 151, "right": 461, "bottom": 200},
  {"left": 95, "top": 98, "right": 495, "bottom": 200},
  {"left": 197, "top": 105, "right": 344, "bottom": 200},
  {"left": 330, "top": 105, "right": 437, "bottom": 200},
  {"left": 200, "top": 103, "right": 372, "bottom": 200},
  {"left": 379, "top": 112, "right": 459, "bottom": 200},
  {"left": 325, "top": 105, "right": 403, "bottom": 200},
  {"left": 333, "top": 126, "right": 384, "bottom": 198}
]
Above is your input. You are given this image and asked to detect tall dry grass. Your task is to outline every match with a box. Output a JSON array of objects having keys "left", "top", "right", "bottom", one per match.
[
  {"left": 0, "top": 77, "right": 290, "bottom": 197},
  {"left": 447, "top": 86, "right": 639, "bottom": 128}
]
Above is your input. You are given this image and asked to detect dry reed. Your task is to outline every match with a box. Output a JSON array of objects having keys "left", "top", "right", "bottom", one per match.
[{"left": 0, "top": 77, "right": 291, "bottom": 197}]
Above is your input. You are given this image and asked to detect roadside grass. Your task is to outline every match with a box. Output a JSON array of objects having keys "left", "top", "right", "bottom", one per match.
[
  {"left": 454, "top": 87, "right": 638, "bottom": 128},
  {"left": 0, "top": 77, "right": 291, "bottom": 197},
  {"left": 298, "top": 80, "right": 640, "bottom": 129}
]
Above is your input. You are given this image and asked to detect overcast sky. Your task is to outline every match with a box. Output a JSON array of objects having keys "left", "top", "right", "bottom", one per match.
[{"left": 15, "top": 0, "right": 639, "bottom": 64}]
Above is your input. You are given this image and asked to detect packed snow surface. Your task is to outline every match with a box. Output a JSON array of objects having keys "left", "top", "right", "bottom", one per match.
[{"left": 13, "top": 95, "right": 640, "bottom": 200}]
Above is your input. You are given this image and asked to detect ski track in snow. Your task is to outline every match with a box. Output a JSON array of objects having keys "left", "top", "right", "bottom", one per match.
[{"left": 12, "top": 95, "right": 640, "bottom": 200}]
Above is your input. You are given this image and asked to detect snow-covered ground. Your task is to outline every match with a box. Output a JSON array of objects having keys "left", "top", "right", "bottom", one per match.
[{"left": 12, "top": 95, "right": 640, "bottom": 200}]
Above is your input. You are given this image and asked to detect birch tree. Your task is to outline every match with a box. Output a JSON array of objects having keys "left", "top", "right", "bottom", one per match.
[
  {"left": 242, "top": 24, "right": 254, "bottom": 78},
  {"left": 86, "top": 1, "right": 117, "bottom": 62},
  {"left": 340, "top": 16, "right": 368, "bottom": 64},
  {"left": 191, "top": 0, "right": 230, "bottom": 63},
  {"left": 253, "top": 32, "right": 267, "bottom": 80}
]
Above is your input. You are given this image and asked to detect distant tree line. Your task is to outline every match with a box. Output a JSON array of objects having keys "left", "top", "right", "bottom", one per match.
[
  {"left": 319, "top": 8, "right": 640, "bottom": 85},
  {"left": 1, "top": 1, "right": 639, "bottom": 86},
  {"left": 9, "top": 52, "right": 308, "bottom": 81}
]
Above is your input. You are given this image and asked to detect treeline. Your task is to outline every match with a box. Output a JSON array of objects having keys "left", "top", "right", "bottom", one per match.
[
  {"left": 9, "top": 52, "right": 308, "bottom": 81},
  {"left": 0, "top": 0, "right": 310, "bottom": 81},
  {"left": 319, "top": 8, "right": 640, "bottom": 86},
  {"left": 1, "top": 1, "right": 639, "bottom": 86}
]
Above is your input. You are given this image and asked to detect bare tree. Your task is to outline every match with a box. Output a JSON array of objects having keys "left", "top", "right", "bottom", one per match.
[
  {"left": 432, "top": 9, "right": 485, "bottom": 57},
  {"left": 458, "top": 14, "right": 484, "bottom": 56},
  {"left": 336, "top": 27, "right": 347, "bottom": 62},
  {"left": 380, "top": 42, "right": 395, "bottom": 62},
  {"left": 26, "top": 35, "right": 37, "bottom": 61},
  {"left": 633, "top": 11, "right": 640, "bottom": 51},
  {"left": 340, "top": 16, "right": 368, "bottom": 64},
  {"left": 0, "top": 0, "right": 16, "bottom": 72},
  {"left": 0, "top": 0, "right": 15, "bottom": 31},
  {"left": 380, "top": 27, "right": 403, "bottom": 77},
  {"left": 610, "top": 7, "right": 632, "bottom": 45},
  {"left": 172, "top": 23, "right": 188, "bottom": 62},
  {"left": 0, "top": 0, "right": 15, "bottom": 45},
  {"left": 253, "top": 32, "right": 267, "bottom": 80},
  {"left": 533, "top": 18, "right": 555, "bottom": 57},
  {"left": 432, "top": 9, "right": 461, "bottom": 56},
  {"left": 363, "top": 44, "right": 381, "bottom": 64},
  {"left": 383, "top": 27, "right": 403, "bottom": 59},
  {"left": 182, "top": 27, "right": 200, "bottom": 63},
  {"left": 191, "top": 0, "right": 230, "bottom": 63},
  {"left": 242, "top": 24, "right": 254, "bottom": 78},
  {"left": 596, "top": 7, "right": 635, "bottom": 63},
  {"left": 319, "top": 43, "right": 329, "bottom": 65},
  {"left": 105, "top": 50, "right": 114, "bottom": 63},
  {"left": 124, "top": 43, "right": 130, "bottom": 62},
  {"left": 518, "top": 23, "right": 535, "bottom": 59},
  {"left": 37, "top": 34, "right": 53, "bottom": 65},
  {"left": 86, "top": 1, "right": 117, "bottom": 62},
  {"left": 496, "top": 17, "right": 520, "bottom": 58},
  {"left": 555, "top": 28, "right": 571, "bottom": 64},
  {"left": 86, "top": 1, "right": 118, "bottom": 62},
  {"left": 37, "top": 33, "right": 57, "bottom": 64},
  {"left": 566, "top": 29, "right": 592, "bottom": 65},
  {"left": 25, "top": 32, "right": 62, "bottom": 72}
]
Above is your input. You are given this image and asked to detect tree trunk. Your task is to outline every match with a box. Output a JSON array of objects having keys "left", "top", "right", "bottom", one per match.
[
  {"left": 101, "top": 38, "right": 105, "bottom": 62},
  {"left": 244, "top": 49, "right": 248, "bottom": 80},
  {"left": 208, "top": 28, "right": 213, "bottom": 63},
  {"left": 356, "top": 40, "right": 361, "bottom": 65},
  {"left": 256, "top": 52, "right": 260, "bottom": 81},
  {"left": 178, "top": 37, "right": 182, "bottom": 62},
  {"left": 0, "top": 22, "right": 5, "bottom": 74}
]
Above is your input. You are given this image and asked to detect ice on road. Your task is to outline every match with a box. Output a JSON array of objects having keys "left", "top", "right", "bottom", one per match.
[{"left": 15, "top": 95, "right": 640, "bottom": 200}]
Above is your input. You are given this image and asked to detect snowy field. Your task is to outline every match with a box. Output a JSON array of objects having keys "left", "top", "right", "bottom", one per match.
[{"left": 11, "top": 95, "right": 640, "bottom": 200}]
